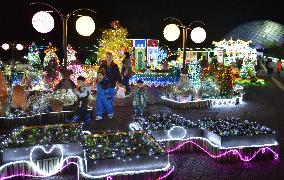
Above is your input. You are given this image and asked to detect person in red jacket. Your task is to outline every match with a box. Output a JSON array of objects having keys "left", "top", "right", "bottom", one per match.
[{"left": 276, "top": 59, "right": 283, "bottom": 77}]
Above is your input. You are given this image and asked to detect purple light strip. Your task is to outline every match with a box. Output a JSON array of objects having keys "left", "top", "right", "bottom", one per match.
[
  {"left": 157, "top": 166, "right": 175, "bottom": 180},
  {"left": 0, "top": 162, "right": 79, "bottom": 180},
  {"left": 167, "top": 140, "right": 279, "bottom": 162},
  {"left": 107, "top": 176, "right": 113, "bottom": 180}
]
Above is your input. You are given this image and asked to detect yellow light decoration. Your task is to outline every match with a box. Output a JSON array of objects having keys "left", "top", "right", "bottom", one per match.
[
  {"left": 163, "top": 24, "right": 180, "bottom": 41},
  {"left": 190, "top": 27, "right": 206, "bottom": 43},
  {"left": 76, "top": 16, "right": 95, "bottom": 36},
  {"left": 97, "top": 24, "right": 132, "bottom": 68},
  {"left": 32, "top": 11, "right": 54, "bottom": 33}
]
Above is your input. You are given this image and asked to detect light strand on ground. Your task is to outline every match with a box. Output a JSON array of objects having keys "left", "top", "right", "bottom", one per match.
[
  {"left": 157, "top": 166, "right": 175, "bottom": 180},
  {"left": 167, "top": 140, "right": 279, "bottom": 162}
]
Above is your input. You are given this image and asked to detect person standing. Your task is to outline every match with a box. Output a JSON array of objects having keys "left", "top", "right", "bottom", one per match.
[
  {"left": 121, "top": 52, "right": 133, "bottom": 96},
  {"left": 133, "top": 79, "right": 148, "bottom": 117},
  {"left": 276, "top": 59, "right": 283, "bottom": 78},
  {"left": 255, "top": 58, "right": 261, "bottom": 76},
  {"left": 99, "top": 52, "right": 122, "bottom": 118},
  {"left": 72, "top": 76, "right": 92, "bottom": 124},
  {"left": 267, "top": 59, "right": 274, "bottom": 78},
  {"left": 95, "top": 69, "right": 112, "bottom": 120}
]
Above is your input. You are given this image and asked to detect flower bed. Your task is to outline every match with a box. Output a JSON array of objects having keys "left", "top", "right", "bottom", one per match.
[
  {"left": 130, "top": 113, "right": 279, "bottom": 162},
  {"left": 0, "top": 124, "right": 84, "bottom": 164},
  {"left": 235, "top": 78, "right": 266, "bottom": 87},
  {"left": 131, "top": 114, "right": 201, "bottom": 141},
  {"left": 83, "top": 131, "right": 170, "bottom": 177},
  {"left": 199, "top": 117, "right": 277, "bottom": 147}
]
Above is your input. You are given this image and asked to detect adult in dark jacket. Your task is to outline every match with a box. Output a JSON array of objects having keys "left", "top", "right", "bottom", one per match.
[
  {"left": 54, "top": 69, "right": 76, "bottom": 91},
  {"left": 99, "top": 52, "right": 122, "bottom": 118},
  {"left": 121, "top": 52, "right": 133, "bottom": 96}
]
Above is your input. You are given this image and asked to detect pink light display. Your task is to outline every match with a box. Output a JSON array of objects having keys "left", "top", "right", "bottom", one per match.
[
  {"left": 157, "top": 166, "right": 175, "bottom": 180},
  {"left": 167, "top": 140, "right": 279, "bottom": 162},
  {"left": 0, "top": 162, "right": 79, "bottom": 180}
]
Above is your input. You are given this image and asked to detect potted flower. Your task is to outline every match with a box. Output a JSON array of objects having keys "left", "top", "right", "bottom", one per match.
[
  {"left": 48, "top": 98, "right": 64, "bottom": 112},
  {"left": 45, "top": 89, "right": 77, "bottom": 112},
  {"left": 177, "top": 87, "right": 194, "bottom": 103}
]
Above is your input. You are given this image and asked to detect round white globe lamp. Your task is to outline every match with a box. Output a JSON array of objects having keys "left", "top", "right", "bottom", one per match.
[
  {"left": 163, "top": 24, "right": 180, "bottom": 41},
  {"left": 32, "top": 11, "right": 55, "bottom": 33},
  {"left": 2, "top": 43, "right": 9, "bottom": 50},
  {"left": 190, "top": 27, "right": 206, "bottom": 43},
  {"left": 16, "top": 44, "right": 24, "bottom": 50},
  {"left": 75, "top": 16, "right": 95, "bottom": 36}
]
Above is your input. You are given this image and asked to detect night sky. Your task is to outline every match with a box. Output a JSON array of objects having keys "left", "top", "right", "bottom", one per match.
[{"left": 1, "top": 0, "right": 284, "bottom": 49}]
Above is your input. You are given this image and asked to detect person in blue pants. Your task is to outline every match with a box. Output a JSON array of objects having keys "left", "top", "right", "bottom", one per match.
[
  {"left": 95, "top": 69, "right": 112, "bottom": 120},
  {"left": 99, "top": 52, "right": 123, "bottom": 119}
]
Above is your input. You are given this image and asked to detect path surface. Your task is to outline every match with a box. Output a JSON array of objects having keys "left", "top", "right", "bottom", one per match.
[
  {"left": 27, "top": 68, "right": 284, "bottom": 179},
  {"left": 89, "top": 68, "right": 284, "bottom": 180}
]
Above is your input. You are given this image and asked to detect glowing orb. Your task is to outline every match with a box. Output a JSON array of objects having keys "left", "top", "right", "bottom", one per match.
[
  {"left": 76, "top": 16, "right": 95, "bottom": 36},
  {"left": 2, "top": 43, "right": 9, "bottom": 50},
  {"left": 163, "top": 24, "right": 180, "bottom": 41},
  {"left": 32, "top": 11, "right": 54, "bottom": 33},
  {"left": 190, "top": 27, "right": 206, "bottom": 43},
  {"left": 16, "top": 44, "right": 23, "bottom": 50}
]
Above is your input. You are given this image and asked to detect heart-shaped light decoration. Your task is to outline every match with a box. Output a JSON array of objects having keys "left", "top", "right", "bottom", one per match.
[{"left": 29, "top": 145, "right": 64, "bottom": 176}]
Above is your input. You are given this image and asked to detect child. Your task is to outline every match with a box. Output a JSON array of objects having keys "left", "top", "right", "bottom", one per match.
[
  {"left": 73, "top": 76, "right": 92, "bottom": 123},
  {"left": 133, "top": 79, "right": 148, "bottom": 117},
  {"left": 95, "top": 69, "right": 112, "bottom": 120}
]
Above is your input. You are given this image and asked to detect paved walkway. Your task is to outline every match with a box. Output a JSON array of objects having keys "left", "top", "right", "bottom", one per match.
[
  {"left": 260, "top": 61, "right": 284, "bottom": 91},
  {"left": 88, "top": 67, "right": 284, "bottom": 179}
]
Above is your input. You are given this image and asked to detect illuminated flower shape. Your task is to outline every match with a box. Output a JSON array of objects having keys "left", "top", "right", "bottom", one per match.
[{"left": 32, "top": 11, "right": 54, "bottom": 33}]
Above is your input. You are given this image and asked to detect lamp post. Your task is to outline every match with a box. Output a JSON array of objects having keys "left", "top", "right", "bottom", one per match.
[
  {"left": 30, "top": 2, "right": 96, "bottom": 67},
  {"left": 1, "top": 42, "right": 24, "bottom": 64},
  {"left": 163, "top": 17, "right": 206, "bottom": 69}
]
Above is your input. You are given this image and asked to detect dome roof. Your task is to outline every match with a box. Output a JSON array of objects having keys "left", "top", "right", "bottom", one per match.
[{"left": 225, "top": 20, "right": 284, "bottom": 49}]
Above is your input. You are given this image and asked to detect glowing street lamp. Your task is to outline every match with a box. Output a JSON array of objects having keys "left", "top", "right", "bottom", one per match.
[
  {"left": 2, "top": 43, "right": 9, "bottom": 50},
  {"left": 163, "top": 17, "right": 206, "bottom": 69},
  {"left": 163, "top": 24, "right": 180, "bottom": 41},
  {"left": 30, "top": 2, "right": 96, "bottom": 67},
  {"left": 76, "top": 16, "right": 96, "bottom": 36},
  {"left": 16, "top": 44, "right": 24, "bottom": 51},
  {"left": 190, "top": 27, "right": 206, "bottom": 43},
  {"left": 32, "top": 11, "right": 55, "bottom": 33}
]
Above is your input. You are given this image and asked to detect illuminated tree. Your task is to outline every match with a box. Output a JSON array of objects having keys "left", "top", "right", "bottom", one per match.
[
  {"left": 97, "top": 21, "right": 132, "bottom": 67},
  {"left": 43, "top": 43, "right": 60, "bottom": 67},
  {"left": 67, "top": 44, "right": 77, "bottom": 65},
  {"left": 26, "top": 42, "right": 42, "bottom": 71},
  {"left": 66, "top": 45, "right": 83, "bottom": 83},
  {"left": 43, "top": 43, "right": 61, "bottom": 88},
  {"left": 240, "top": 58, "right": 256, "bottom": 79},
  {"left": 218, "top": 65, "right": 235, "bottom": 97}
]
